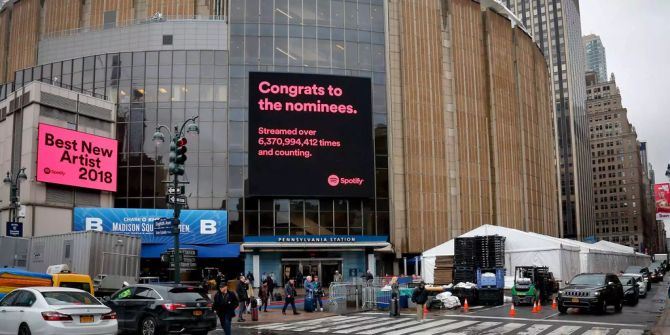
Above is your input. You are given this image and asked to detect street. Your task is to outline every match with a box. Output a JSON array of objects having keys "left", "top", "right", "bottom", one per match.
[{"left": 210, "top": 280, "right": 668, "bottom": 335}]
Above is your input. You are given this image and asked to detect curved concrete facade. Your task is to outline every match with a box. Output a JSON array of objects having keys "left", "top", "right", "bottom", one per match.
[
  {"left": 0, "top": 0, "right": 559, "bottom": 264},
  {"left": 387, "top": 0, "right": 559, "bottom": 253}
]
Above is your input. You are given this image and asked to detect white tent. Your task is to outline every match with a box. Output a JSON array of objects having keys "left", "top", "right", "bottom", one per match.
[
  {"left": 421, "top": 225, "right": 651, "bottom": 285},
  {"left": 422, "top": 225, "right": 580, "bottom": 284}
]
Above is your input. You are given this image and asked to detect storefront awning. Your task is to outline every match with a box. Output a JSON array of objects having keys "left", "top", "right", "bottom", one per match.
[{"left": 241, "top": 242, "right": 390, "bottom": 249}]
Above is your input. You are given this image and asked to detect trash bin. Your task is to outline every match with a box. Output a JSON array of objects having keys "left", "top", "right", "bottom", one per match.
[{"left": 399, "top": 295, "right": 409, "bottom": 308}]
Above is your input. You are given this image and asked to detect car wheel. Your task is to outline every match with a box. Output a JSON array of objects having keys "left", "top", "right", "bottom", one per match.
[
  {"left": 18, "top": 324, "right": 31, "bottom": 335},
  {"left": 140, "top": 316, "right": 158, "bottom": 335},
  {"left": 615, "top": 299, "right": 623, "bottom": 312},
  {"left": 558, "top": 305, "right": 568, "bottom": 314}
]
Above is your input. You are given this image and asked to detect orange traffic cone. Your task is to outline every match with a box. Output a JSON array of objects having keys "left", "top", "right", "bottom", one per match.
[
  {"left": 537, "top": 296, "right": 543, "bottom": 311},
  {"left": 423, "top": 303, "right": 428, "bottom": 316},
  {"left": 509, "top": 304, "right": 517, "bottom": 317},
  {"left": 551, "top": 297, "right": 558, "bottom": 310},
  {"left": 463, "top": 298, "right": 470, "bottom": 312},
  {"left": 531, "top": 300, "right": 539, "bottom": 313}
]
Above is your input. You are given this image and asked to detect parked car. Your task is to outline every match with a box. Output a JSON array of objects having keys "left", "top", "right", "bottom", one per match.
[
  {"left": 0, "top": 287, "right": 117, "bottom": 335},
  {"left": 649, "top": 262, "right": 665, "bottom": 282},
  {"left": 624, "top": 266, "right": 652, "bottom": 290},
  {"left": 618, "top": 275, "right": 640, "bottom": 306},
  {"left": 557, "top": 273, "right": 624, "bottom": 314},
  {"left": 103, "top": 284, "right": 216, "bottom": 335},
  {"left": 623, "top": 273, "right": 648, "bottom": 298}
]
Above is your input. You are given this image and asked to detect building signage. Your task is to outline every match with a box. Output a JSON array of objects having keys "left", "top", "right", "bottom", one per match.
[
  {"left": 74, "top": 208, "right": 226, "bottom": 244},
  {"left": 248, "top": 72, "right": 374, "bottom": 197},
  {"left": 36, "top": 123, "right": 118, "bottom": 192},
  {"left": 5, "top": 222, "right": 23, "bottom": 237},
  {"left": 244, "top": 235, "right": 388, "bottom": 244},
  {"left": 655, "top": 183, "right": 670, "bottom": 220}
]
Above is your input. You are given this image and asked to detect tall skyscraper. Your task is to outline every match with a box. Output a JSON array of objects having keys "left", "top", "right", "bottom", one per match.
[
  {"left": 503, "top": 0, "right": 594, "bottom": 240},
  {"left": 583, "top": 34, "right": 608, "bottom": 83},
  {"left": 586, "top": 77, "right": 643, "bottom": 249}
]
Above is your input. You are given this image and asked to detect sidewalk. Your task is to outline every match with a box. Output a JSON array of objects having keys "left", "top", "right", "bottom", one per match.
[{"left": 652, "top": 276, "right": 670, "bottom": 335}]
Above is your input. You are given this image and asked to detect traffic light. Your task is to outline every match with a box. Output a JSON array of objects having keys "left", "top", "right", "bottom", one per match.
[
  {"left": 168, "top": 141, "right": 177, "bottom": 175},
  {"left": 173, "top": 137, "right": 187, "bottom": 175}
]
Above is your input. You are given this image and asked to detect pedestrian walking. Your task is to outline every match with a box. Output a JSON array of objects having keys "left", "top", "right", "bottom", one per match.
[
  {"left": 296, "top": 271, "right": 304, "bottom": 288},
  {"left": 265, "top": 274, "right": 275, "bottom": 299},
  {"left": 247, "top": 271, "right": 255, "bottom": 286},
  {"left": 411, "top": 281, "right": 429, "bottom": 322},
  {"left": 282, "top": 279, "right": 300, "bottom": 315},
  {"left": 389, "top": 277, "right": 400, "bottom": 317},
  {"left": 259, "top": 281, "right": 269, "bottom": 312},
  {"left": 314, "top": 276, "right": 324, "bottom": 312},
  {"left": 236, "top": 276, "right": 250, "bottom": 322},
  {"left": 212, "top": 282, "right": 238, "bottom": 335},
  {"left": 333, "top": 270, "right": 343, "bottom": 282}
]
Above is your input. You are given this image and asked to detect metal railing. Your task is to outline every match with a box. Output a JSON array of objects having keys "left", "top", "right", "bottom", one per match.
[
  {"left": 42, "top": 15, "right": 227, "bottom": 40},
  {"left": 327, "top": 278, "right": 411, "bottom": 314}
]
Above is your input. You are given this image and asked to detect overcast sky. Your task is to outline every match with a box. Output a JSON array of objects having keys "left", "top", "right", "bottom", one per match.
[{"left": 580, "top": 1, "right": 669, "bottom": 183}]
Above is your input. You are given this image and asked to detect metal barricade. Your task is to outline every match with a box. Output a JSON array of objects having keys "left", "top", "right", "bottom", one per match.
[{"left": 327, "top": 279, "right": 410, "bottom": 314}]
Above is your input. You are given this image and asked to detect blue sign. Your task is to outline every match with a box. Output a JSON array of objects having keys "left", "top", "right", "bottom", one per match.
[
  {"left": 6, "top": 222, "right": 23, "bottom": 237},
  {"left": 73, "top": 208, "right": 239, "bottom": 258},
  {"left": 153, "top": 218, "right": 174, "bottom": 236},
  {"left": 244, "top": 235, "right": 388, "bottom": 243}
]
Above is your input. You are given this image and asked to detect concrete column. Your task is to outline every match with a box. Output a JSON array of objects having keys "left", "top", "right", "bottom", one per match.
[
  {"left": 367, "top": 253, "right": 376, "bottom": 276},
  {"left": 252, "top": 254, "right": 260, "bottom": 288}
]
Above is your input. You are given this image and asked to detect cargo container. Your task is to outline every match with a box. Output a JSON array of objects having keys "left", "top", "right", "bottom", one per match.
[
  {"left": 0, "top": 236, "right": 29, "bottom": 268},
  {"left": 26, "top": 230, "right": 141, "bottom": 296}
]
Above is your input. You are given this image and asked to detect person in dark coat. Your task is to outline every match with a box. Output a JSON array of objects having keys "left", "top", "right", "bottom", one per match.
[
  {"left": 296, "top": 271, "right": 303, "bottom": 288},
  {"left": 265, "top": 275, "right": 275, "bottom": 299},
  {"left": 313, "top": 275, "right": 324, "bottom": 312},
  {"left": 236, "top": 276, "right": 250, "bottom": 321},
  {"left": 282, "top": 279, "right": 300, "bottom": 315},
  {"left": 390, "top": 277, "right": 400, "bottom": 317},
  {"left": 411, "top": 281, "right": 429, "bottom": 322},
  {"left": 259, "top": 281, "right": 270, "bottom": 312},
  {"left": 247, "top": 271, "right": 255, "bottom": 286},
  {"left": 212, "top": 282, "right": 238, "bottom": 335}
]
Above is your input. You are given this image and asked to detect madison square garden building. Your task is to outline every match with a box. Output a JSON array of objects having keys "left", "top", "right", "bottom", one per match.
[{"left": 0, "top": 0, "right": 559, "bottom": 285}]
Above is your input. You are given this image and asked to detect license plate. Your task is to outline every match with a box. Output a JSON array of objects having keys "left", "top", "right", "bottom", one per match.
[
  {"left": 571, "top": 298, "right": 579, "bottom": 303},
  {"left": 193, "top": 310, "right": 203, "bottom": 316},
  {"left": 80, "top": 315, "right": 94, "bottom": 323}
]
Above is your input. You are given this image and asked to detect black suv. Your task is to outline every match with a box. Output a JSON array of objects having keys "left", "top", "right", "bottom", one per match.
[
  {"left": 557, "top": 273, "right": 624, "bottom": 314},
  {"left": 103, "top": 284, "right": 216, "bottom": 335}
]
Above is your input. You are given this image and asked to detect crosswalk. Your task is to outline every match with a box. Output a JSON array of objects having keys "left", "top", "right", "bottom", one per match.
[{"left": 241, "top": 314, "right": 646, "bottom": 335}]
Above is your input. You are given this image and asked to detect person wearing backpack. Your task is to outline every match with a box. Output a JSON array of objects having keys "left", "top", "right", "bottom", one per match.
[{"left": 411, "top": 281, "right": 429, "bottom": 322}]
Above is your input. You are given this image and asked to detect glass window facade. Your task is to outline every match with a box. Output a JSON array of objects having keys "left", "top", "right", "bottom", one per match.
[{"left": 11, "top": 0, "right": 389, "bottom": 244}]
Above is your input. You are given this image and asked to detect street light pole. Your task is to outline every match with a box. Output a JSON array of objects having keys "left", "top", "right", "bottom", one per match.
[
  {"left": 152, "top": 117, "right": 199, "bottom": 285},
  {"left": 3, "top": 168, "right": 27, "bottom": 224}
]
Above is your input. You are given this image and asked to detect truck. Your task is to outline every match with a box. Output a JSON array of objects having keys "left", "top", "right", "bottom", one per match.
[{"left": 26, "top": 230, "right": 141, "bottom": 296}]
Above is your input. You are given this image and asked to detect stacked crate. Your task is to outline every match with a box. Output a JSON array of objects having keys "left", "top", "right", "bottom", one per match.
[
  {"left": 475, "top": 235, "right": 505, "bottom": 268},
  {"left": 454, "top": 238, "right": 476, "bottom": 284},
  {"left": 433, "top": 256, "right": 454, "bottom": 285}
]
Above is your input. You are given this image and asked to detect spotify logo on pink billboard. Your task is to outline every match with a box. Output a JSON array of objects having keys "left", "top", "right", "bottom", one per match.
[
  {"left": 36, "top": 123, "right": 118, "bottom": 192},
  {"left": 248, "top": 72, "right": 374, "bottom": 197}
]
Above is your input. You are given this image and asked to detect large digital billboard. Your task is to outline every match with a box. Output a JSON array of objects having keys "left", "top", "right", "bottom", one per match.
[
  {"left": 655, "top": 183, "right": 670, "bottom": 220},
  {"left": 248, "top": 72, "right": 374, "bottom": 197},
  {"left": 36, "top": 123, "right": 118, "bottom": 192}
]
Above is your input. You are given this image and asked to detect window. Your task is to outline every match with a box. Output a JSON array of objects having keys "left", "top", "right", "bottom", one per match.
[
  {"left": 162, "top": 35, "right": 173, "bottom": 45},
  {"left": 133, "top": 287, "right": 161, "bottom": 300},
  {"left": 112, "top": 287, "right": 134, "bottom": 300},
  {"left": 103, "top": 11, "right": 117, "bottom": 29}
]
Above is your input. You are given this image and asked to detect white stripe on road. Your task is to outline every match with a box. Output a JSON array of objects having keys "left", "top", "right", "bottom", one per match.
[
  {"left": 517, "top": 324, "right": 552, "bottom": 335},
  {"left": 545, "top": 325, "right": 581, "bottom": 335},
  {"left": 443, "top": 314, "right": 646, "bottom": 328},
  {"left": 242, "top": 315, "right": 349, "bottom": 329},
  {"left": 291, "top": 317, "right": 378, "bottom": 332},
  {"left": 331, "top": 318, "right": 413, "bottom": 334},
  {"left": 480, "top": 322, "right": 527, "bottom": 334},
  {"left": 442, "top": 321, "right": 501, "bottom": 335},
  {"left": 581, "top": 328, "right": 612, "bottom": 335},
  {"left": 357, "top": 319, "right": 428, "bottom": 334},
  {"left": 614, "top": 330, "right": 644, "bottom": 335},
  {"left": 272, "top": 316, "right": 376, "bottom": 331},
  {"left": 382, "top": 319, "right": 466, "bottom": 335},
  {"left": 410, "top": 321, "right": 479, "bottom": 335}
]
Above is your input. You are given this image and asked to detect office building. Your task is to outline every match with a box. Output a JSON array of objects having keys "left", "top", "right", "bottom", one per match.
[
  {"left": 503, "top": 0, "right": 594, "bottom": 240},
  {"left": 583, "top": 34, "right": 607, "bottom": 83}
]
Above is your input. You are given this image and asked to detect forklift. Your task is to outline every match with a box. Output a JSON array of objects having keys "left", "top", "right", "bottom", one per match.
[{"left": 511, "top": 266, "right": 558, "bottom": 305}]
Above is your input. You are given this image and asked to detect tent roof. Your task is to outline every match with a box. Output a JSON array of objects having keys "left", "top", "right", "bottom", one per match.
[{"left": 423, "top": 224, "right": 644, "bottom": 258}]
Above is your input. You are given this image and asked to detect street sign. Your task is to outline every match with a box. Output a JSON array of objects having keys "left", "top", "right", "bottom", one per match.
[
  {"left": 166, "top": 186, "right": 185, "bottom": 195},
  {"left": 163, "top": 248, "right": 197, "bottom": 270},
  {"left": 166, "top": 194, "right": 187, "bottom": 205},
  {"left": 6, "top": 222, "right": 23, "bottom": 237},
  {"left": 153, "top": 218, "right": 174, "bottom": 236}
]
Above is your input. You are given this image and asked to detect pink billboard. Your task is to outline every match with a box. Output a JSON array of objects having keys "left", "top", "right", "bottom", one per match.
[{"left": 36, "top": 123, "right": 118, "bottom": 192}]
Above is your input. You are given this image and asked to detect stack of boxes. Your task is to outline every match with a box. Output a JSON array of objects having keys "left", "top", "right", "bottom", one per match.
[
  {"left": 453, "top": 235, "right": 506, "bottom": 306},
  {"left": 433, "top": 256, "right": 454, "bottom": 285},
  {"left": 454, "top": 238, "right": 476, "bottom": 284}
]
